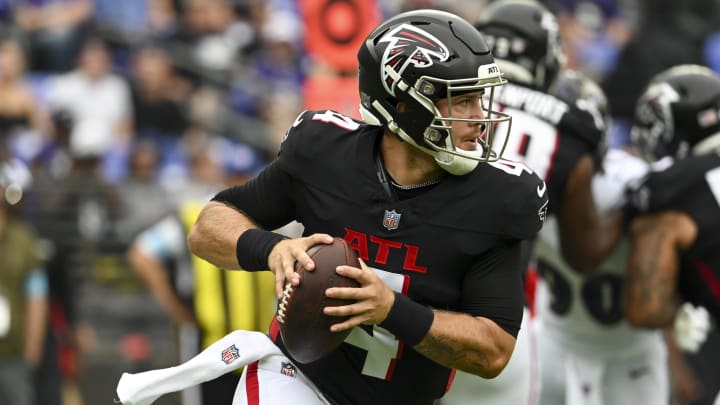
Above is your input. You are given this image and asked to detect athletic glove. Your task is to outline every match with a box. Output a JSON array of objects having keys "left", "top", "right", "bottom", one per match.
[{"left": 673, "top": 302, "right": 712, "bottom": 353}]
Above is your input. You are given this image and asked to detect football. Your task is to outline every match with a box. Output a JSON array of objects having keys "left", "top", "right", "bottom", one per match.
[{"left": 277, "top": 237, "right": 361, "bottom": 363}]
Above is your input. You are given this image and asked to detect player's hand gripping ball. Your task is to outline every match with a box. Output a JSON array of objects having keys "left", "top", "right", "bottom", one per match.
[{"left": 277, "top": 237, "right": 361, "bottom": 363}]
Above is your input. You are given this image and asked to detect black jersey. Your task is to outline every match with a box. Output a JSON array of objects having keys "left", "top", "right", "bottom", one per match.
[
  {"left": 492, "top": 82, "right": 604, "bottom": 214},
  {"left": 219, "top": 110, "right": 547, "bottom": 404},
  {"left": 630, "top": 153, "right": 720, "bottom": 321}
]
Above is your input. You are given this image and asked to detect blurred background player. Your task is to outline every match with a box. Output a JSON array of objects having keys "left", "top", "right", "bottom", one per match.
[
  {"left": 533, "top": 69, "right": 670, "bottom": 405},
  {"left": 624, "top": 64, "right": 720, "bottom": 405},
  {"left": 478, "top": 0, "right": 618, "bottom": 273},
  {"left": 443, "top": 2, "right": 609, "bottom": 404}
]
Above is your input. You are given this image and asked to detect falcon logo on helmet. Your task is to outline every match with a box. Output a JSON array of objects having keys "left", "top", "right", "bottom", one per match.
[
  {"left": 379, "top": 24, "right": 449, "bottom": 97},
  {"left": 631, "top": 82, "right": 680, "bottom": 160}
]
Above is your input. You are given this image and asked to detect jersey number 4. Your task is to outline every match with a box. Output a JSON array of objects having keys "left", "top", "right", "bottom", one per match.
[
  {"left": 345, "top": 267, "right": 405, "bottom": 380},
  {"left": 312, "top": 110, "right": 360, "bottom": 131}
]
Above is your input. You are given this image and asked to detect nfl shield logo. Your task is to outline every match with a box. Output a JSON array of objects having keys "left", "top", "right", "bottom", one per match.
[
  {"left": 221, "top": 344, "right": 240, "bottom": 365},
  {"left": 383, "top": 210, "right": 402, "bottom": 230},
  {"left": 280, "top": 362, "right": 297, "bottom": 378}
]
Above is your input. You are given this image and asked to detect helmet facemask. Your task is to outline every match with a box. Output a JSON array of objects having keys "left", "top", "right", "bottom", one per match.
[
  {"left": 360, "top": 64, "right": 512, "bottom": 175},
  {"left": 422, "top": 74, "right": 512, "bottom": 175}
]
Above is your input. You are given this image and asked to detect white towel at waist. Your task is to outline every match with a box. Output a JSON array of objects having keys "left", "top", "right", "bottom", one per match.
[{"left": 116, "top": 330, "right": 281, "bottom": 405}]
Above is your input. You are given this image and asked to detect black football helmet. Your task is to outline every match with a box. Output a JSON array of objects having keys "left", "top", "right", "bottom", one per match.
[
  {"left": 475, "top": 0, "right": 566, "bottom": 91},
  {"left": 358, "top": 9, "right": 511, "bottom": 175},
  {"left": 550, "top": 69, "right": 610, "bottom": 166},
  {"left": 552, "top": 69, "right": 610, "bottom": 131},
  {"left": 630, "top": 64, "right": 720, "bottom": 161}
]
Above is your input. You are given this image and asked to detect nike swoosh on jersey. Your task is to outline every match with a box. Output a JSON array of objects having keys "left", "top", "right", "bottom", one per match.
[{"left": 537, "top": 182, "right": 547, "bottom": 197}]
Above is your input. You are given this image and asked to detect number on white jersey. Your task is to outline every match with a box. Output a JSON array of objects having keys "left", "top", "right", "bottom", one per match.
[
  {"left": 539, "top": 261, "right": 623, "bottom": 325},
  {"left": 492, "top": 107, "right": 559, "bottom": 180}
]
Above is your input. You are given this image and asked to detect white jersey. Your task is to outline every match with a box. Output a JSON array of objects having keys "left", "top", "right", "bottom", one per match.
[
  {"left": 535, "top": 225, "right": 662, "bottom": 354},
  {"left": 535, "top": 148, "right": 657, "bottom": 352},
  {"left": 534, "top": 148, "right": 669, "bottom": 405}
]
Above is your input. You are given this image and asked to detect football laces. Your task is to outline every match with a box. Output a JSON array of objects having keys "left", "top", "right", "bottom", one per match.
[{"left": 277, "top": 282, "right": 294, "bottom": 324}]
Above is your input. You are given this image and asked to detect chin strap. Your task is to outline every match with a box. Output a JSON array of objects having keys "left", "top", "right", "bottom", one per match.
[
  {"left": 432, "top": 138, "right": 486, "bottom": 175},
  {"left": 434, "top": 151, "right": 479, "bottom": 175}
]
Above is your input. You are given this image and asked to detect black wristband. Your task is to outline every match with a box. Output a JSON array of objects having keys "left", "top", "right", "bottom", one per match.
[
  {"left": 235, "top": 229, "right": 288, "bottom": 271},
  {"left": 379, "top": 292, "right": 434, "bottom": 346}
]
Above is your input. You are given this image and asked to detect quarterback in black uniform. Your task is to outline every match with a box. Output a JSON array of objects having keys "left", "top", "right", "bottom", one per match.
[
  {"left": 476, "top": 0, "right": 619, "bottom": 274},
  {"left": 187, "top": 9, "right": 547, "bottom": 405},
  {"left": 625, "top": 64, "right": 720, "bottom": 328}
]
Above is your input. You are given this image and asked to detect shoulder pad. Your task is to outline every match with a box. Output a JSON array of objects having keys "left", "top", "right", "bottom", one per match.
[
  {"left": 278, "top": 109, "right": 365, "bottom": 171},
  {"left": 557, "top": 102, "right": 606, "bottom": 152},
  {"left": 631, "top": 154, "right": 720, "bottom": 213},
  {"left": 438, "top": 159, "right": 549, "bottom": 239},
  {"left": 485, "top": 159, "right": 549, "bottom": 239},
  {"left": 276, "top": 110, "right": 381, "bottom": 196}
]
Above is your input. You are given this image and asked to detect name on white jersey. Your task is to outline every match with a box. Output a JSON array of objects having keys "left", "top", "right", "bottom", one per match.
[{"left": 495, "top": 84, "right": 568, "bottom": 125}]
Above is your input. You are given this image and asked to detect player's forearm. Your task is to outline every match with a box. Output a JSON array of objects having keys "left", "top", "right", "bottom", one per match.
[
  {"left": 187, "top": 201, "right": 257, "bottom": 270},
  {"left": 625, "top": 215, "right": 686, "bottom": 328},
  {"left": 625, "top": 287, "right": 680, "bottom": 328},
  {"left": 24, "top": 296, "right": 48, "bottom": 366},
  {"left": 625, "top": 267, "right": 680, "bottom": 329},
  {"left": 561, "top": 209, "right": 624, "bottom": 274},
  {"left": 414, "top": 310, "right": 514, "bottom": 378},
  {"left": 625, "top": 251, "right": 680, "bottom": 327},
  {"left": 559, "top": 156, "right": 623, "bottom": 274}
]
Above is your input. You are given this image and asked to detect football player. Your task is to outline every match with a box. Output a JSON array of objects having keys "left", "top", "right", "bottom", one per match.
[
  {"left": 186, "top": 9, "right": 547, "bottom": 405},
  {"left": 624, "top": 64, "right": 720, "bottom": 404},
  {"left": 477, "top": 0, "right": 617, "bottom": 274},
  {"left": 443, "top": 2, "right": 611, "bottom": 404},
  {"left": 532, "top": 70, "right": 671, "bottom": 405}
]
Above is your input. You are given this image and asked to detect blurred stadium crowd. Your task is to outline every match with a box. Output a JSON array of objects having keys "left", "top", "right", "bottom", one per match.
[{"left": 0, "top": 0, "right": 719, "bottom": 404}]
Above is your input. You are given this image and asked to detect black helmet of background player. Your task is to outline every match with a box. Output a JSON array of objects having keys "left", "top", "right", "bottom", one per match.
[
  {"left": 550, "top": 69, "right": 610, "bottom": 169},
  {"left": 475, "top": 0, "right": 566, "bottom": 92},
  {"left": 630, "top": 64, "right": 720, "bottom": 162},
  {"left": 357, "top": 9, "right": 511, "bottom": 175}
]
